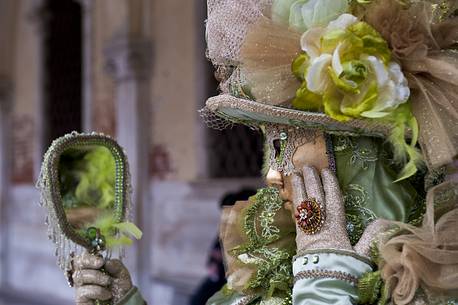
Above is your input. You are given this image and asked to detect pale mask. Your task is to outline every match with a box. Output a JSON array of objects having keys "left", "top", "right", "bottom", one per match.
[{"left": 264, "top": 124, "right": 331, "bottom": 203}]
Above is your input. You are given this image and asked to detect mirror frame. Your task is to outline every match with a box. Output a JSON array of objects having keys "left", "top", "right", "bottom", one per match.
[{"left": 44, "top": 132, "right": 128, "bottom": 249}]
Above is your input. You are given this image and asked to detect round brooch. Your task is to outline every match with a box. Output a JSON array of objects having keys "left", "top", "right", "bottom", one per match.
[{"left": 294, "top": 198, "right": 325, "bottom": 234}]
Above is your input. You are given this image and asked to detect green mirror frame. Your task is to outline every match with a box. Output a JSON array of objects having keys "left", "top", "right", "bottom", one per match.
[{"left": 40, "top": 132, "right": 129, "bottom": 251}]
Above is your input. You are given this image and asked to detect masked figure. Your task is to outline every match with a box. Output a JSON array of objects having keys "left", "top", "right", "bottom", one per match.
[{"left": 69, "top": 0, "right": 458, "bottom": 304}]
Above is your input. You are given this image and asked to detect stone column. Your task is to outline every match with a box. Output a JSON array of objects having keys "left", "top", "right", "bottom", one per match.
[
  {"left": 105, "top": 37, "right": 153, "bottom": 300},
  {"left": 0, "top": 77, "right": 13, "bottom": 287},
  {"left": 78, "top": 0, "right": 94, "bottom": 132}
]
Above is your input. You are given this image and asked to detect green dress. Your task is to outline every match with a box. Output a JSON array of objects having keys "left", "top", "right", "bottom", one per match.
[{"left": 121, "top": 136, "right": 426, "bottom": 305}]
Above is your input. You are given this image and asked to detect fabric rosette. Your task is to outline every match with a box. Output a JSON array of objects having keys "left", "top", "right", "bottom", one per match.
[
  {"left": 287, "top": 11, "right": 422, "bottom": 180},
  {"left": 235, "top": 0, "right": 425, "bottom": 180},
  {"left": 206, "top": 0, "right": 457, "bottom": 179},
  {"left": 292, "top": 14, "right": 410, "bottom": 121},
  {"left": 377, "top": 180, "right": 458, "bottom": 304}
]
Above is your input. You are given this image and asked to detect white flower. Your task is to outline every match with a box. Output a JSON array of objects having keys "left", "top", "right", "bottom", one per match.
[
  {"left": 298, "top": 13, "right": 410, "bottom": 120},
  {"left": 306, "top": 54, "right": 332, "bottom": 94},
  {"left": 300, "top": 27, "right": 324, "bottom": 59},
  {"left": 300, "top": 14, "right": 358, "bottom": 55},
  {"left": 272, "top": 0, "right": 349, "bottom": 32},
  {"left": 361, "top": 61, "right": 410, "bottom": 118},
  {"left": 326, "top": 13, "right": 358, "bottom": 30},
  {"left": 299, "top": 0, "right": 349, "bottom": 30}
]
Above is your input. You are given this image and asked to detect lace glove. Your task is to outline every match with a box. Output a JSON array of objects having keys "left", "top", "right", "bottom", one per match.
[
  {"left": 73, "top": 252, "right": 133, "bottom": 305},
  {"left": 289, "top": 166, "right": 389, "bottom": 305}
]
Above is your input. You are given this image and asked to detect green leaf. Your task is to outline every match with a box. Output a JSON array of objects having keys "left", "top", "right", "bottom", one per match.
[
  {"left": 341, "top": 60, "right": 368, "bottom": 84},
  {"left": 323, "top": 89, "right": 351, "bottom": 121},
  {"left": 341, "top": 81, "right": 378, "bottom": 117},
  {"left": 113, "top": 222, "right": 143, "bottom": 240},
  {"left": 292, "top": 82, "right": 323, "bottom": 111},
  {"left": 347, "top": 22, "right": 391, "bottom": 64},
  {"left": 291, "top": 53, "right": 309, "bottom": 81},
  {"left": 321, "top": 29, "right": 349, "bottom": 54},
  {"left": 328, "top": 67, "right": 360, "bottom": 94}
]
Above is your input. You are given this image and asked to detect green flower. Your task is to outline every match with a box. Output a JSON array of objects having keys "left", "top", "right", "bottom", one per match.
[
  {"left": 291, "top": 13, "right": 421, "bottom": 180},
  {"left": 294, "top": 13, "right": 410, "bottom": 121}
]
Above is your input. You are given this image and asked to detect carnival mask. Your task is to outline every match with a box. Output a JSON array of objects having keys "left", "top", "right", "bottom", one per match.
[{"left": 265, "top": 125, "right": 331, "bottom": 202}]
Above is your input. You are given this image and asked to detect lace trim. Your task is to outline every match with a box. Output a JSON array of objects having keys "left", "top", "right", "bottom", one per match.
[
  {"left": 293, "top": 248, "right": 374, "bottom": 266},
  {"left": 333, "top": 136, "right": 379, "bottom": 245},
  {"left": 265, "top": 124, "right": 319, "bottom": 176},
  {"left": 235, "top": 296, "right": 256, "bottom": 305},
  {"left": 294, "top": 270, "right": 359, "bottom": 286},
  {"left": 351, "top": 150, "right": 378, "bottom": 170},
  {"left": 335, "top": 135, "right": 379, "bottom": 169},
  {"left": 344, "top": 184, "right": 377, "bottom": 245},
  {"left": 231, "top": 188, "right": 294, "bottom": 294},
  {"left": 333, "top": 135, "right": 379, "bottom": 170}
]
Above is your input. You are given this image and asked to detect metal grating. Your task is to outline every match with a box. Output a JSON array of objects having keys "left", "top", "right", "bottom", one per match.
[{"left": 207, "top": 125, "right": 264, "bottom": 178}]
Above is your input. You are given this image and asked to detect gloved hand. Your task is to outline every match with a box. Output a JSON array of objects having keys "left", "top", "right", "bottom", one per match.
[
  {"left": 289, "top": 165, "right": 388, "bottom": 256},
  {"left": 73, "top": 252, "right": 132, "bottom": 305},
  {"left": 288, "top": 166, "right": 389, "bottom": 305}
]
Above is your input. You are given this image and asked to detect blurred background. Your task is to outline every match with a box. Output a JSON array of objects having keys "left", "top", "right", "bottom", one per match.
[{"left": 0, "top": 0, "right": 264, "bottom": 304}]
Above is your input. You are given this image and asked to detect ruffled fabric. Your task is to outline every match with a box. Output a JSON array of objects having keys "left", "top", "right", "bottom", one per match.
[
  {"left": 220, "top": 188, "right": 296, "bottom": 301},
  {"left": 378, "top": 180, "right": 458, "bottom": 305},
  {"left": 365, "top": 0, "right": 458, "bottom": 169}
]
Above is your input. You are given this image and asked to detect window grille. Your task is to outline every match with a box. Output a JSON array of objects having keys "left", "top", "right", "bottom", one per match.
[
  {"left": 207, "top": 126, "right": 264, "bottom": 178},
  {"left": 43, "top": 0, "right": 83, "bottom": 148},
  {"left": 199, "top": 1, "right": 264, "bottom": 179}
]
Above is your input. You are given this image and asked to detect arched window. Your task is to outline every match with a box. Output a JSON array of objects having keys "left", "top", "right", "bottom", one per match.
[{"left": 43, "top": 0, "right": 83, "bottom": 147}]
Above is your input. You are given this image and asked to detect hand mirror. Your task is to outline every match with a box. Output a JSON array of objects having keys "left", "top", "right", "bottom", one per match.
[{"left": 38, "top": 132, "right": 141, "bottom": 284}]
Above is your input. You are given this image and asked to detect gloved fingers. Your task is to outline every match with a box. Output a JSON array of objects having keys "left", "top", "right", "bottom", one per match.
[
  {"left": 320, "top": 168, "right": 352, "bottom": 250},
  {"left": 104, "top": 259, "right": 126, "bottom": 278},
  {"left": 76, "top": 285, "right": 111, "bottom": 302},
  {"left": 73, "top": 269, "right": 112, "bottom": 287},
  {"left": 290, "top": 172, "right": 307, "bottom": 209},
  {"left": 321, "top": 168, "right": 346, "bottom": 218},
  {"left": 73, "top": 252, "right": 105, "bottom": 270},
  {"left": 354, "top": 219, "right": 391, "bottom": 258},
  {"left": 302, "top": 166, "right": 325, "bottom": 205},
  {"left": 105, "top": 259, "right": 133, "bottom": 302},
  {"left": 105, "top": 259, "right": 132, "bottom": 285}
]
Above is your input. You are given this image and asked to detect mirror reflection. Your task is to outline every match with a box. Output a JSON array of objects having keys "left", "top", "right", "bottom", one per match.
[{"left": 59, "top": 145, "right": 116, "bottom": 233}]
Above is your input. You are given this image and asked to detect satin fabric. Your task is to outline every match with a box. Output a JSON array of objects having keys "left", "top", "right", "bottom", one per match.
[
  {"left": 333, "top": 136, "right": 419, "bottom": 224},
  {"left": 116, "top": 287, "right": 146, "bottom": 305},
  {"left": 293, "top": 251, "right": 373, "bottom": 305},
  {"left": 206, "top": 289, "right": 255, "bottom": 305}
]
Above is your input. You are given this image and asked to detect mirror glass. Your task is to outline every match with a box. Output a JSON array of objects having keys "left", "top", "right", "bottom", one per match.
[
  {"left": 42, "top": 133, "right": 129, "bottom": 252},
  {"left": 59, "top": 145, "right": 116, "bottom": 234},
  {"left": 40, "top": 132, "right": 142, "bottom": 277}
]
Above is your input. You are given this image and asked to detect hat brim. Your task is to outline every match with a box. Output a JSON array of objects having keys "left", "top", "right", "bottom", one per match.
[{"left": 205, "top": 94, "right": 398, "bottom": 138}]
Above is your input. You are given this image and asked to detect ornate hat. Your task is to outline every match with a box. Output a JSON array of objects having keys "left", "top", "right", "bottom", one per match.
[{"left": 201, "top": 0, "right": 458, "bottom": 179}]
